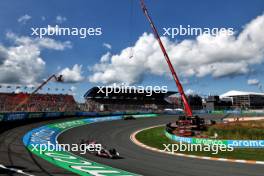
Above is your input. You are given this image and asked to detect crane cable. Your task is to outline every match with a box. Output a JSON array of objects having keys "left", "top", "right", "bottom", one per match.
[{"left": 128, "top": 0, "right": 135, "bottom": 59}]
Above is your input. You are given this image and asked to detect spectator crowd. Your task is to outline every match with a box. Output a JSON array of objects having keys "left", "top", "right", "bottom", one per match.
[{"left": 0, "top": 92, "right": 78, "bottom": 112}]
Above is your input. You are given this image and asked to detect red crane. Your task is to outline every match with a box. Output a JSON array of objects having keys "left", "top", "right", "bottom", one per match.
[{"left": 140, "top": 0, "right": 193, "bottom": 117}]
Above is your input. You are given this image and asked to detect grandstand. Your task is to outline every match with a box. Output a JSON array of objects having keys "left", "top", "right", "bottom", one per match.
[
  {"left": 83, "top": 87, "right": 177, "bottom": 112},
  {"left": 220, "top": 90, "right": 264, "bottom": 109},
  {"left": 0, "top": 92, "right": 77, "bottom": 112}
]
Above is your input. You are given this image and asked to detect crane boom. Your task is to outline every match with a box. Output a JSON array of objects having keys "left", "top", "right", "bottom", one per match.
[{"left": 140, "top": 0, "right": 193, "bottom": 117}]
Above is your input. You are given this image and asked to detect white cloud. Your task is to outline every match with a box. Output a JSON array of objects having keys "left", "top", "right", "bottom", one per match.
[
  {"left": 89, "top": 13, "right": 264, "bottom": 85},
  {"left": 247, "top": 79, "right": 259, "bottom": 85},
  {"left": 186, "top": 89, "right": 195, "bottom": 95},
  {"left": 70, "top": 86, "right": 77, "bottom": 91},
  {"left": 41, "top": 16, "right": 46, "bottom": 21},
  {"left": 103, "top": 43, "right": 112, "bottom": 49},
  {"left": 0, "top": 46, "right": 7, "bottom": 65},
  {"left": 56, "top": 15, "right": 67, "bottom": 23},
  {"left": 99, "top": 52, "right": 111, "bottom": 63},
  {"left": 0, "top": 32, "right": 72, "bottom": 84},
  {"left": 18, "top": 14, "right": 32, "bottom": 24},
  {"left": 6, "top": 32, "right": 72, "bottom": 50},
  {"left": 59, "top": 64, "right": 84, "bottom": 83}
]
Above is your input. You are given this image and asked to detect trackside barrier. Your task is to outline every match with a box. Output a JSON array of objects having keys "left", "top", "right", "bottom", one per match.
[
  {"left": 2, "top": 109, "right": 264, "bottom": 122},
  {"left": 0, "top": 111, "right": 155, "bottom": 122},
  {"left": 165, "top": 131, "right": 264, "bottom": 148},
  {"left": 165, "top": 109, "right": 264, "bottom": 116},
  {"left": 23, "top": 114, "right": 157, "bottom": 176}
]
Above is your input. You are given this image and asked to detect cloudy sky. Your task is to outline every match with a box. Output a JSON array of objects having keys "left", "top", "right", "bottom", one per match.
[{"left": 0, "top": 0, "right": 264, "bottom": 102}]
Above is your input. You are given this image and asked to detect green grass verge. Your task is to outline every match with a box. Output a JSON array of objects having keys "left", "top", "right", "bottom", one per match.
[
  {"left": 135, "top": 126, "right": 264, "bottom": 161},
  {"left": 203, "top": 120, "right": 264, "bottom": 140}
]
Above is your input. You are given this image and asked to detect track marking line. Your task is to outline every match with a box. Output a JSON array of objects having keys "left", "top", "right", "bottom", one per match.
[
  {"left": 0, "top": 164, "right": 35, "bottom": 176},
  {"left": 130, "top": 125, "right": 264, "bottom": 165}
]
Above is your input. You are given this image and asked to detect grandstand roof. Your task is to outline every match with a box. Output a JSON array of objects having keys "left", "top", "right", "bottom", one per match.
[
  {"left": 220, "top": 90, "right": 264, "bottom": 98},
  {"left": 84, "top": 86, "right": 177, "bottom": 100}
]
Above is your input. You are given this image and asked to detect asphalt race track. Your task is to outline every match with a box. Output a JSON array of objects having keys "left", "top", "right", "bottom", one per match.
[
  {"left": 0, "top": 118, "right": 77, "bottom": 176},
  {"left": 0, "top": 115, "right": 264, "bottom": 176},
  {"left": 59, "top": 115, "right": 264, "bottom": 176}
]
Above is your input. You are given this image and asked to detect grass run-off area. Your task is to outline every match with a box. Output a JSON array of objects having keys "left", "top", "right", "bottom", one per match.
[
  {"left": 203, "top": 120, "right": 264, "bottom": 140},
  {"left": 135, "top": 126, "right": 264, "bottom": 161}
]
